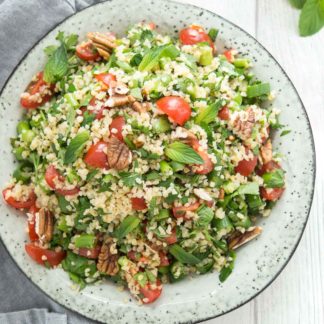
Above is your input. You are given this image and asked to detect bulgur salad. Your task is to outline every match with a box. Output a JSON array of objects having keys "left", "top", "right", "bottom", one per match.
[{"left": 2, "top": 22, "right": 287, "bottom": 304}]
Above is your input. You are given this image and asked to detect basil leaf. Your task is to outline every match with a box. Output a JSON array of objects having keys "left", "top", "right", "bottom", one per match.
[
  {"left": 165, "top": 142, "right": 203, "bottom": 164},
  {"left": 64, "top": 131, "right": 90, "bottom": 164},
  {"left": 262, "top": 169, "right": 285, "bottom": 188},
  {"left": 299, "top": 0, "right": 324, "bottom": 36},
  {"left": 44, "top": 43, "right": 68, "bottom": 83},
  {"left": 74, "top": 234, "right": 96, "bottom": 248},
  {"left": 236, "top": 182, "right": 260, "bottom": 196},
  {"left": 195, "top": 100, "right": 222, "bottom": 125},
  {"left": 289, "top": 0, "right": 306, "bottom": 8},
  {"left": 118, "top": 172, "right": 141, "bottom": 187},
  {"left": 139, "top": 44, "right": 180, "bottom": 71},
  {"left": 169, "top": 244, "right": 201, "bottom": 265},
  {"left": 246, "top": 83, "right": 270, "bottom": 98},
  {"left": 114, "top": 216, "right": 140, "bottom": 240}
]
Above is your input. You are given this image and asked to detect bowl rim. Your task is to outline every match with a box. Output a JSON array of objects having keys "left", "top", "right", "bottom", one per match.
[{"left": 0, "top": 0, "right": 316, "bottom": 323}]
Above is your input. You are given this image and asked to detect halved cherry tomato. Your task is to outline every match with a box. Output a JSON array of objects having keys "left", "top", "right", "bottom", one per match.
[
  {"left": 164, "top": 229, "right": 178, "bottom": 245},
  {"left": 2, "top": 187, "right": 36, "bottom": 209},
  {"left": 179, "top": 25, "right": 214, "bottom": 50},
  {"left": 76, "top": 41, "right": 100, "bottom": 61},
  {"left": 148, "top": 22, "right": 156, "bottom": 30},
  {"left": 173, "top": 201, "right": 200, "bottom": 220},
  {"left": 77, "top": 246, "right": 101, "bottom": 259},
  {"left": 223, "top": 49, "right": 235, "bottom": 63},
  {"left": 110, "top": 116, "right": 125, "bottom": 142},
  {"left": 235, "top": 155, "right": 258, "bottom": 177},
  {"left": 131, "top": 197, "right": 147, "bottom": 210},
  {"left": 156, "top": 96, "right": 191, "bottom": 126},
  {"left": 44, "top": 165, "right": 79, "bottom": 196},
  {"left": 25, "top": 243, "right": 66, "bottom": 267},
  {"left": 190, "top": 139, "right": 214, "bottom": 175},
  {"left": 84, "top": 141, "right": 108, "bottom": 169},
  {"left": 28, "top": 205, "right": 39, "bottom": 242},
  {"left": 20, "top": 72, "right": 54, "bottom": 109},
  {"left": 159, "top": 251, "right": 170, "bottom": 266},
  {"left": 218, "top": 106, "right": 230, "bottom": 121},
  {"left": 257, "top": 160, "right": 281, "bottom": 176},
  {"left": 260, "top": 187, "right": 285, "bottom": 201},
  {"left": 95, "top": 73, "right": 116, "bottom": 89},
  {"left": 82, "top": 97, "right": 107, "bottom": 120},
  {"left": 140, "top": 279, "right": 162, "bottom": 304}
]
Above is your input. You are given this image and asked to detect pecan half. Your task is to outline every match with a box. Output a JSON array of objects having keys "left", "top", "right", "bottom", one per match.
[
  {"left": 105, "top": 95, "right": 135, "bottom": 108},
  {"left": 132, "top": 101, "right": 152, "bottom": 113},
  {"left": 231, "top": 107, "right": 255, "bottom": 141},
  {"left": 97, "top": 237, "right": 119, "bottom": 276},
  {"left": 108, "top": 81, "right": 129, "bottom": 96},
  {"left": 228, "top": 226, "right": 262, "bottom": 250},
  {"left": 260, "top": 139, "right": 272, "bottom": 164},
  {"left": 106, "top": 136, "right": 132, "bottom": 170},
  {"left": 87, "top": 32, "right": 116, "bottom": 60},
  {"left": 35, "top": 208, "right": 53, "bottom": 243}
]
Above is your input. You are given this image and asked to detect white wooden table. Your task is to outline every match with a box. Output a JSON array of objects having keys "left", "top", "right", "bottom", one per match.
[{"left": 176, "top": 1, "right": 324, "bottom": 323}]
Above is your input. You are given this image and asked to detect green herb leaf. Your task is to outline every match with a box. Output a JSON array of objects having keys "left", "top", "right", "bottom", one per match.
[
  {"left": 280, "top": 129, "right": 291, "bottom": 137},
  {"left": 208, "top": 28, "right": 219, "bottom": 41},
  {"left": 114, "top": 216, "right": 140, "bottom": 240},
  {"left": 74, "top": 234, "right": 96, "bottom": 249},
  {"left": 118, "top": 172, "right": 141, "bottom": 187},
  {"left": 219, "top": 251, "right": 236, "bottom": 283},
  {"left": 195, "top": 100, "right": 222, "bottom": 125},
  {"left": 262, "top": 169, "right": 285, "bottom": 188},
  {"left": 247, "top": 83, "right": 270, "bottom": 98},
  {"left": 139, "top": 44, "right": 180, "bottom": 71},
  {"left": 130, "top": 53, "right": 143, "bottom": 67},
  {"left": 165, "top": 142, "right": 204, "bottom": 165},
  {"left": 62, "top": 251, "right": 97, "bottom": 278},
  {"left": 169, "top": 244, "right": 201, "bottom": 265},
  {"left": 148, "top": 197, "right": 157, "bottom": 218},
  {"left": 140, "top": 29, "right": 154, "bottom": 41},
  {"left": 196, "top": 205, "right": 214, "bottom": 227},
  {"left": 57, "top": 195, "right": 72, "bottom": 214},
  {"left": 289, "top": 0, "right": 306, "bottom": 8},
  {"left": 299, "top": 0, "right": 324, "bottom": 36},
  {"left": 81, "top": 111, "right": 96, "bottom": 127},
  {"left": 64, "top": 131, "right": 90, "bottom": 164},
  {"left": 236, "top": 182, "right": 260, "bottom": 196},
  {"left": 44, "top": 43, "right": 68, "bottom": 83}
]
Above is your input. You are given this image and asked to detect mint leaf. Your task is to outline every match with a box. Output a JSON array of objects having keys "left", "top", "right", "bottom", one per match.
[
  {"left": 118, "top": 172, "right": 141, "bottom": 187},
  {"left": 165, "top": 142, "right": 204, "bottom": 164},
  {"left": 139, "top": 44, "right": 179, "bottom": 71},
  {"left": 299, "top": 0, "right": 324, "bottom": 36},
  {"left": 44, "top": 43, "right": 68, "bottom": 83},
  {"left": 262, "top": 169, "right": 285, "bottom": 188},
  {"left": 64, "top": 131, "right": 90, "bottom": 164},
  {"left": 195, "top": 100, "right": 222, "bottom": 125},
  {"left": 289, "top": 0, "right": 306, "bottom": 8}
]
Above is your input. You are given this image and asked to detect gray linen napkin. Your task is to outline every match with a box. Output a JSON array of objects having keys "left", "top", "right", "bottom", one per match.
[{"left": 0, "top": 1, "right": 103, "bottom": 323}]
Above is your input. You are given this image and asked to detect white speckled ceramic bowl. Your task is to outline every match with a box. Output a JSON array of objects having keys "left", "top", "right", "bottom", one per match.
[{"left": 0, "top": 0, "right": 315, "bottom": 323}]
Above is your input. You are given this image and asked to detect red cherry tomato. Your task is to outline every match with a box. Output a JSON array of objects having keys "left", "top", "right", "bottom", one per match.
[
  {"left": 76, "top": 41, "right": 100, "bottom": 61},
  {"left": 190, "top": 139, "right": 214, "bottom": 175},
  {"left": 159, "top": 251, "right": 170, "bottom": 266},
  {"left": 223, "top": 49, "right": 235, "bottom": 63},
  {"left": 218, "top": 106, "right": 230, "bottom": 121},
  {"left": 20, "top": 72, "right": 54, "bottom": 109},
  {"left": 2, "top": 187, "right": 36, "bottom": 209},
  {"left": 235, "top": 155, "right": 258, "bottom": 177},
  {"left": 179, "top": 25, "right": 214, "bottom": 49},
  {"left": 95, "top": 73, "right": 116, "bottom": 89},
  {"left": 83, "top": 97, "right": 107, "bottom": 120},
  {"left": 139, "top": 279, "right": 162, "bottom": 304},
  {"left": 28, "top": 205, "right": 40, "bottom": 242},
  {"left": 84, "top": 141, "right": 108, "bottom": 169},
  {"left": 156, "top": 96, "right": 191, "bottom": 126},
  {"left": 44, "top": 165, "right": 79, "bottom": 196},
  {"left": 110, "top": 116, "right": 125, "bottom": 142},
  {"left": 257, "top": 160, "right": 281, "bottom": 176},
  {"left": 164, "top": 229, "right": 178, "bottom": 245},
  {"left": 25, "top": 243, "right": 66, "bottom": 267},
  {"left": 173, "top": 201, "right": 200, "bottom": 220},
  {"left": 77, "top": 246, "right": 101, "bottom": 259},
  {"left": 260, "top": 187, "right": 285, "bottom": 201},
  {"left": 131, "top": 197, "right": 147, "bottom": 210}
]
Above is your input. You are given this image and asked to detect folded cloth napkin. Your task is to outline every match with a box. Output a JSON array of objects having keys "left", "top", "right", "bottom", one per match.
[{"left": 0, "top": 2, "right": 102, "bottom": 323}]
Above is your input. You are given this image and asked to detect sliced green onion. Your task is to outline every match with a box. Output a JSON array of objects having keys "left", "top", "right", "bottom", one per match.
[
  {"left": 160, "top": 160, "right": 173, "bottom": 173},
  {"left": 247, "top": 82, "right": 270, "bottom": 98},
  {"left": 74, "top": 234, "right": 96, "bottom": 248},
  {"left": 113, "top": 215, "right": 140, "bottom": 240},
  {"left": 169, "top": 244, "right": 201, "bottom": 265}
]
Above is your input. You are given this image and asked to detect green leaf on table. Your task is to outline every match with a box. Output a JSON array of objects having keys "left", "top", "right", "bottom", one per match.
[
  {"left": 165, "top": 141, "right": 203, "bottom": 164},
  {"left": 299, "top": 0, "right": 324, "bottom": 36},
  {"left": 64, "top": 131, "right": 90, "bottom": 164},
  {"left": 114, "top": 216, "right": 140, "bottom": 240},
  {"left": 44, "top": 43, "right": 68, "bottom": 83}
]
